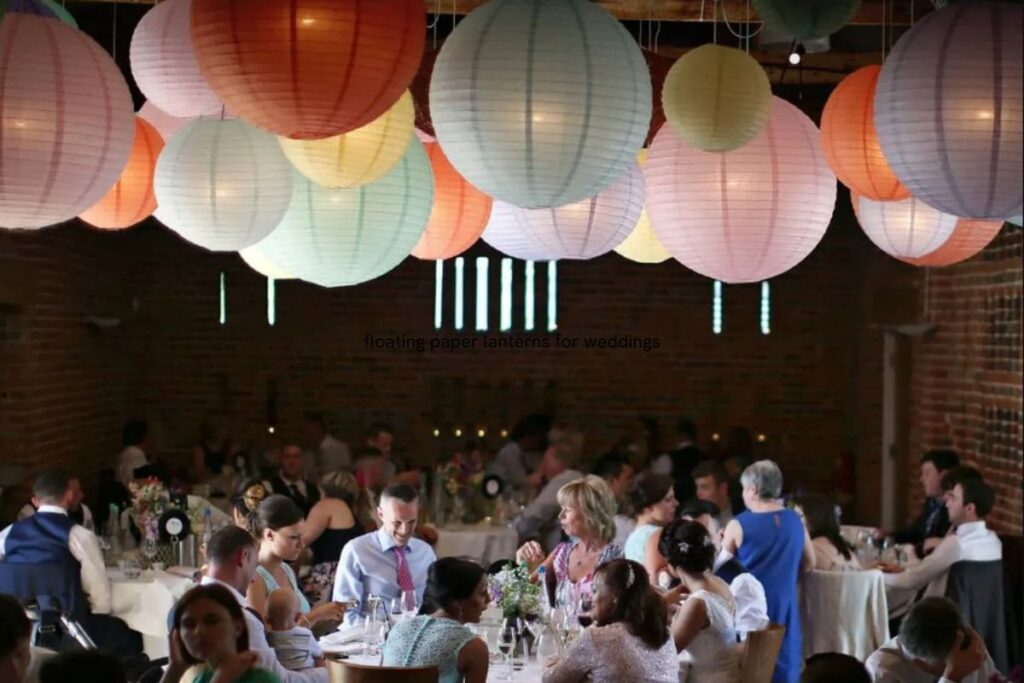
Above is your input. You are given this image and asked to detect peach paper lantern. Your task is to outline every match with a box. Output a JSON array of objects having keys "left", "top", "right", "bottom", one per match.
[
  {"left": 138, "top": 101, "right": 190, "bottom": 142},
  {"left": 821, "top": 66, "right": 909, "bottom": 201},
  {"left": 853, "top": 193, "right": 958, "bottom": 259},
  {"left": 902, "top": 218, "right": 1005, "bottom": 267},
  {"left": 191, "top": 0, "right": 426, "bottom": 140},
  {"left": 412, "top": 142, "right": 492, "bottom": 260},
  {"left": 645, "top": 97, "right": 837, "bottom": 283},
  {"left": 0, "top": 13, "right": 134, "bottom": 230},
  {"left": 79, "top": 117, "right": 164, "bottom": 230}
]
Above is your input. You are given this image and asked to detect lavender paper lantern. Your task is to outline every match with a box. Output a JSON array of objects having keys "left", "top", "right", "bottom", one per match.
[
  {"left": 481, "top": 204, "right": 553, "bottom": 262},
  {"left": 874, "top": 1, "right": 1023, "bottom": 220},
  {"left": 0, "top": 13, "right": 134, "bottom": 230},
  {"left": 854, "top": 193, "right": 958, "bottom": 259},
  {"left": 645, "top": 97, "right": 837, "bottom": 283}
]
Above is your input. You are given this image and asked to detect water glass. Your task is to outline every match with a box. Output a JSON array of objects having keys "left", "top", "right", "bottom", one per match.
[
  {"left": 401, "top": 590, "right": 417, "bottom": 619},
  {"left": 498, "top": 623, "right": 517, "bottom": 682}
]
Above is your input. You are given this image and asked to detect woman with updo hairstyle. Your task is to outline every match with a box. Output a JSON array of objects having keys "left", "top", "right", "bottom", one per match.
[
  {"left": 621, "top": 472, "right": 677, "bottom": 579},
  {"left": 382, "top": 558, "right": 489, "bottom": 683},
  {"left": 542, "top": 559, "right": 677, "bottom": 682},
  {"left": 661, "top": 520, "right": 741, "bottom": 683}
]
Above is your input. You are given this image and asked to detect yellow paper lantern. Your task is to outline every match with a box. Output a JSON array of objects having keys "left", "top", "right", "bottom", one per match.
[
  {"left": 278, "top": 91, "right": 414, "bottom": 189},
  {"left": 615, "top": 149, "right": 671, "bottom": 264},
  {"left": 239, "top": 244, "right": 294, "bottom": 280},
  {"left": 662, "top": 44, "right": 771, "bottom": 152}
]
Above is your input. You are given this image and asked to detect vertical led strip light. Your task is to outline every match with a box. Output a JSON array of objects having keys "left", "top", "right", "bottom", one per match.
[
  {"left": 475, "top": 257, "right": 489, "bottom": 331},
  {"left": 524, "top": 261, "right": 536, "bottom": 331},
  {"left": 546, "top": 261, "right": 558, "bottom": 331},
  {"left": 500, "top": 258, "right": 513, "bottom": 332},
  {"left": 434, "top": 260, "right": 444, "bottom": 330},
  {"left": 760, "top": 281, "right": 771, "bottom": 335},
  {"left": 219, "top": 272, "right": 227, "bottom": 325},
  {"left": 267, "top": 278, "right": 276, "bottom": 326},
  {"left": 454, "top": 257, "right": 465, "bottom": 331},
  {"left": 712, "top": 280, "right": 723, "bottom": 334}
]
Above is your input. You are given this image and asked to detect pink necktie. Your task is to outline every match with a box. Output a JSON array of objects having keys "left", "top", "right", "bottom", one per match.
[{"left": 392, "top": 546, "right": 415, "bottom": 592}]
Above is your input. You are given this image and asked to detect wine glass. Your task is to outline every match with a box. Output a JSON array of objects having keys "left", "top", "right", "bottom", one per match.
[
  {"left": 390, "top": 597, "right": 404, "bottom": 622},
  {"left": 401, "top": 590, "right": 417, "bottom": 620},
  {"left": 576, "top": 595, "right": 593, "bottom": 629},
  {"left": 498, "top": 621, "right": 518, "bottom": 682},
  {"left": 141, "top": 538, "right": 159, "bottom": 569}
]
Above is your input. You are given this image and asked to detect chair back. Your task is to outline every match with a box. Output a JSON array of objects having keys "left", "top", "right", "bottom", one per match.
[
  {"left": 945, "top": 560, "right": 1009, "bottom": 672},
  {"left": 328, "top": 659, "right": 439, "bottom": 683},
  {"left": 800, "top": 569, "right": 889, "bottom": 661},
  {"left": 740, "top": 624, "right": 786, "bottom": 683}
]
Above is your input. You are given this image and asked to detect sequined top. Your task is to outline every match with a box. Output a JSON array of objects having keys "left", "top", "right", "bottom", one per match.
[{"left": 541, "top": 622, "right": 679, "bottom": 683}]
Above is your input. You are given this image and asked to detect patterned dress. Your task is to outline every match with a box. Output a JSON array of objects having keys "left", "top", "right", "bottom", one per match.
[
  {"left": 552, "top": 540, "right": 623, "bottom": 601},
  {"left": 382, "top": 616, "right": 479, "bottom": 683}
]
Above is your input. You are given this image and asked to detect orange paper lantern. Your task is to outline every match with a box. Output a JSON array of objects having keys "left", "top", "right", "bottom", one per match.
[
  {"left": 821, "top": 66, "right": 910, "bottom": 201},
  {"left": 190, "top": 0, "right": 425, "bottom": 140},
  {"left": 79, "top": 116, "right": 163, "bottom": 230},
  {"left": 412, "top": 142, "right": 491, "bottom": 260},
  {"left": 903, "top": 218, "right": 1005, "bottom": 267}
]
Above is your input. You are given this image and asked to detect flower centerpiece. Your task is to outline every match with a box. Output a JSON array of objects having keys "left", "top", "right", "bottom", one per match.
[
  {"left": 488, "top": 561, "right": 543, "bottom": 621},
  {"left": 128, "top": 476, "right": 169, "bottom": 541}
]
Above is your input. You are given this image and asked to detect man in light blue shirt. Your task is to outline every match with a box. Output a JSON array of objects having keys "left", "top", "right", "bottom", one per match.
[{"left": 333, "top": 483, "right": 436, "bottom": 625}]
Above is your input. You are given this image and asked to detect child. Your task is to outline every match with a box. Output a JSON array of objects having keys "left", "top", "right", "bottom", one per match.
[{"left": 265, "top": 589, "right": 324, "bottom": 671}]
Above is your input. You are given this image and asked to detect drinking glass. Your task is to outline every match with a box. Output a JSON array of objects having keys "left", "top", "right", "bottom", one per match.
[
  {"left": 122, "top": 558, "right": 142, "bottom": 580},
  {"left": 141, "top": 538, "right": 159, "bottom": 568},
  {"left": 401, "top": 590, "right": 418, "bottom": 620},
  {"left": 498, "top": 622, "right": 518, "bottom": 682},
  {"left": 576, "top": 595, "right": 593, "bottom": 629},
  {"left": 390, "top": 597, "right": 403, "bottom": 622}
]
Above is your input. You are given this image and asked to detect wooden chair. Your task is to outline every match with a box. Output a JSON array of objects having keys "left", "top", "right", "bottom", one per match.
[
  {"left": 327, "top": 659, "right": 439, "bottom": 683},
  {"left": 740, "top": 624, "right": 786, "bottom": 683}
]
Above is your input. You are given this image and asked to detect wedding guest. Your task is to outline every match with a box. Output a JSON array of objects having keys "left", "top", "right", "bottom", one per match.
[
  {"left": 352, "top": 447, "right": 387, "bottom": 509},
  {"left": 40, "top": 652, "right": 128, "bottom": 683},
  {"left": 115, "top": 419, "right": 151, "bottom": 487},
  {"left": 365, "top": 422, "right": 404, "bottom": 482},
  {"left": 490, "top": 414, "right": 551, "bottom": 490},
  {"left": 193, "top": 412, "right": 241, "bottom": 483},
  {"left": 865, "top": 597, "right": 997, "bottom": 683},
  {"left": 622, "top": 473, "right": 677, "bottom": 571},
  {"left": 0, "top": 593, "right": 32, "bottom": 683},
  {"left": 231, "top": 478, "right": 269, "bottom": 535},
  {"left": 663, "top": 418, "right": 703, "bottom": 503},
  {"left": 802, "top": 653, "right": 870, "bottom": 683},
  {"left": 722, "top": 460, "right": 814, "bottom": 683},
  {"left": 514, "top": 428, "right": 586, "bottom": 551},
  {"left": 516, "top": 475, "right": 623, "bottom": 602},
  {"left": 663, "top": 521, "right": 742, "bottom": 683},
  {"left": 265, "top": 590, "right": 323, "bottom": 672},
  {"left": 161, "top": 583, "right": 275, "bottom": 683},
  {"left": 333, "top": 484, "right": 436, "bottom": 625},
  {"left": 17, "top": 474, "right": 94, "bottom": 531},
  {"left": 301, "top": 472, "right": 364, "bottom": 603},
  {"left": 794, "top": 494, "right": 861, "bottom": 571},
  {"left": 879, "top": 449, "right": 960, "bottom": 558},
  {"left": 542, "top": 559, "right": 677, "bottom": 683},
  {"left": 382, "top": 558, "right": 489, "bottom": 683},
  {"left": 302, "top": 412, "right": 350, "bottom": 480},
  {"left": 593, "top": 456, "right": 635, "bottom": 546},
  {"left": 692, "top": 460, "right": 744, "bottom": 526},
  {"left": 263, "top": 444, "right": 322, "bottom": 517},
  {"left": 246, "top": 496, "right": 345, "bottom": 628},
  {"left": 200, "top": 525, "right": 327, "bottom": 682}
]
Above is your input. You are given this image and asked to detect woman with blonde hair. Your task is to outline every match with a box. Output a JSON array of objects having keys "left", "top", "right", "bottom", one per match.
[{"left": 300, "top": 471, "right": 366, "bottom": 603}]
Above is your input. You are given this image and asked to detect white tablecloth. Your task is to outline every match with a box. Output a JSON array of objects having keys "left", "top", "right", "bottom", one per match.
[
  {"left": 800, "top": 569, "right": 890, "bottom": 661},
  {"left": 109, "top": 569, "right": 196, "bottom": 659},
  {"left": 435, "top": 524, "right": 518, "bottom": 567},
  {"left": 340, "top": 653, "right": 544, "bottom": 681}
]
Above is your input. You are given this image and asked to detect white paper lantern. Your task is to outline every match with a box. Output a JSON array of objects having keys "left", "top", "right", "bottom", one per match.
[
  {"left": 483, "top": 164, "right": 643, "bottom": 261},
  {"left": 874, "top": 0, "right": 1023, "bottom": 219},
  {"left": 130, "top": 0, "right": 223, "bottom": 118},
  {"left": 250, "top": 140, "right": 433, "bottom": 288},
  {"left": 138, "top": 101, "right": 190, "bottom": 142},
  {"left": 1007, "top": 215, "right": 1022, "bottom": 227},
  {"left": 0, "top": 14, "right": 134, "bottom": 230},
  {"left": 645, "top": 97, "right": 837, "bottom": 283},
  {"left": 154, "top": 119, "right": 292, "bottom": 251},
  {"left": 430, "top": 0, "right": 651, "bottom": 209},
  {"left": 239, "top": 245, "right": 294, "bottom": 280},
  {"left": 855, "top": 194, "right": 959, "bottom": 258}
]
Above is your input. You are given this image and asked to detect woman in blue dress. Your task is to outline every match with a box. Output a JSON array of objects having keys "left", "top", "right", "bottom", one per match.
[{"left": 721, "top": 460, "right": 813, "bottom": 683}]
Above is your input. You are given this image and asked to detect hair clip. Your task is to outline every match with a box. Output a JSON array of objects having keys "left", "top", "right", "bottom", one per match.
[
  {"left": 243, "top": 484, "right": 267, "bottom": 512},
  {"left": 703, "top": 535, "right": 713, "bottom": 547},
  {"left": 625, "top": 562, "right": 636, "bottom": 588},
  {"left": 677, "top": 540, "right": 691, "bottom": 553}
]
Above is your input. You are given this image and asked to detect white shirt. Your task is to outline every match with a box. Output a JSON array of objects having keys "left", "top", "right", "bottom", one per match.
[
  {"left": 650, "top": 453, "right": 673, "bottom": 476},
  {"left": 0, "top": 505, "right": 113, "bottom": 614},
  {"left": 865, "top": 636, "right": 999, "bottom": 683},
  {"left": 884, "top": 521, "right": 1002, "bottom": 617},
  {"left": 264, "top": 476, "right": 323, "bottom": 501},
  {"left": 115, "top": 445, "right": 148, "bottom": 487},
  {"left": 18, "top": 503, "right": 94, "bottom": 531},
  {"left": 730, "top": 573, "right": 770, "bottom": 637},
  {"left": 200, "top": 576, "right": 328, "bottom": 683}
]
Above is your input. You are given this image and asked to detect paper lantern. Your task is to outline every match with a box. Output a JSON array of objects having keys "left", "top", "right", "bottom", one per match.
[
  {"left": 615, "top": 150, "right": 671, "bottom": 264},
  {"left": 154, "top": 119, "right": 293, "bottom": 251},
  {"left": 9, "top": 0, "right": 75, "bottom": 25},
  {"left": 430, "top": 0, "right": 651, "bottom": 209},
  {"left": 644, "top": 49, "right": 675, "bottom": 147},
  {"left": 0, "top": 14, "right": 134, "bottom": 230},
  {"left": 79, "top": 117, "right": 164, "bottom": 230},
  {"left": 1008, "top": 216, "right": 1022, "bottom": 227},
  {"left": 645, "top": 97, "right": 837, "bottom": 283},
  {"left": 191, "top": 0, "right": 425, "bottom": 140},
  {"left": 239, "top": 245, "right": 294, "bottom": 280},
  {"left": 875, "top": 1, "right": 1023, "bottom": 219},
  {"left": 821, "top": 66, "right": 909, "bottom": 201},
  {"left": 481, "top": 203, "right": 559, "bottom": 262},
  {"left": 854, "top": 193, "right": 958, "bottom": 259},
  {"left": 251, "top": 140, "right": 433, "bottom": 287},
  {"left": 278, "top": 91, "right": 414, "bottom": 189},
  {"left": 412, "top": 142, "right": 492, "bottom": 260},
  {"left": 662, "top": 45, "right": 771, "bottom": 152},
  {"left": 138, "top": 101, "right": 191, "bottom": 142},
  {"left": 752, "top": 0, "right": 862, "bottom": 40},
  {"left": 485, "top": 164, "right": 643, "bottom": 261},
  {"left": 37, "top": 0, "right": 75, "bottom": 26},
  {"left": 903, "top": 218, "right": 1005, "bottom": 267}
]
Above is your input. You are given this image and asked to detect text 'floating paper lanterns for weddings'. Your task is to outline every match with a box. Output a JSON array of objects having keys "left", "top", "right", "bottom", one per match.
[
  {"left": 662, "top": 45, "right": 771, "bottom": 152},
  {"left": 191, "top": 0, "right": 425, "bottom": 140},
  {"left": 154, "top": 119, "right": 293, "bottom": 251},
  {"left": 252, "top": 140, "right": 434, "bottom": 288},
  {"left": 79, "top": 117, "right": 164, "bottom": 230},
  {"left": 853, "top": 193, "right": 958, "bottom": 259},
  {"left": 645, "top": 97, "right": 837, "bottom": 284},
  {"left": 0, "top": 13, "right": 134, "bottom": 230},
  {"left": 412, "top": 142, "right": 492, "bottom": 261},
  {"left": 903, "top": 218, "right": 1005, "bottom": 267},
  {"left": 615, "top": 149, "right": 671, "bottom": 264},
  {"left": 430, "top": 0, "right": 651, "bottom": 209},
  {"left": 875, "top": 1, "right": 1023, "bottom": 220}
]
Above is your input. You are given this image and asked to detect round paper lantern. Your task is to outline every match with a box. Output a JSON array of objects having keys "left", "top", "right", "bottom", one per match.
[
  {"left": 239, "top": 244, "right": 294, "bottom": 280},
  {"left": 662, "top": 45, "right": 771, "bottom": 152},
  {"left": 485, "top": 163, "right": 643, "bottom": 261},
  {"left": 79, "top": 117, "right": 164, "bottom": 230},
  {"left": 0, "top": 14, "right": 134, "bottom": 230},
  {"left": 875, "top": 1, "right": 1023, "bottom": 220},
  {"left": 821, "top": 66, "right": 909, "bottom": 201},
  {"left": 8, "top": 0, "right": 75, "bottom": 25},
  {"left": 130, "top": 0, "right": 223, "bottom": 119},
  {"left": 854, "top": 193, "right": 958, "bottom": 258},
  {"left": 251, "top": 141, "right": 433, "bottom": 287},
  {"left": 191, "top": 0, "right": 425, "bottom": 140},
  {"left": 412, "top": 142, "right": 492, "bottom": 260},
  {"left": 481, "top": 203, "right": 559, "bottom": 262},
  {"left": 430, "top": 0, "right": 651, "bottom": 209},
  {"left": 138, "top": 101, "right": 191, "bottom": 142},
  {"left": 645, "top": 97, "right": 837, "bottom": 283},
  {"left": 903, "top": 218, "right": 1005, "bottom": 267},
  {"left": 37, "top": 0, "right": 75, "bottom": 26},
  {"left": 278, "top": 91, "right": 414, "bottom": 189},
  {"left": 752, "top": 0, "right": 862, "bottom": 40},
  {"left": 615, "top": 150, "right": 671, "bottom": 264},
  {"left": 1007, "top": 216, "right": 1022, "bottom": 227},
  {"left": 154, "top": 119, "right": 293, "bottom": 251}
]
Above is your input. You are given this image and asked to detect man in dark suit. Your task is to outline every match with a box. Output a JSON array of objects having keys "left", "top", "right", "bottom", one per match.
[
  {"left": 883, "top": 448, "right": 959, "bottom": 558},
  {"left": 265, "top": 443, "right": 321, "bottom": 516}
]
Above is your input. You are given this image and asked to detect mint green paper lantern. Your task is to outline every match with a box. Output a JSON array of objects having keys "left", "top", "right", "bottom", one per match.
[
  {"left": 752, "top": 0, "right": 861, "bottom": 40},
  {"left": 38, "top": 0, "right": 76, "bottom": 26}
]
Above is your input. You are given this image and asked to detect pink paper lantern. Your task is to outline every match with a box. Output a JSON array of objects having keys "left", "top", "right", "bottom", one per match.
[
  {"left": 854, "top": 193, "right": 958, "bottom": 259},
  {"left": 0, "top": 14, "right": 134, "bottom": 230},
  {"left": 874, "top": 1, "right": 1023, "bottom": 220},
  {"left": 130, "top": 0, "right": 223, "bottom": 118},
  {"left": 138, "top": 101, "right": 191, "bottom": 142},
  {"left": 645, "top": 97, "right": 837, "bottom": 283}
]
